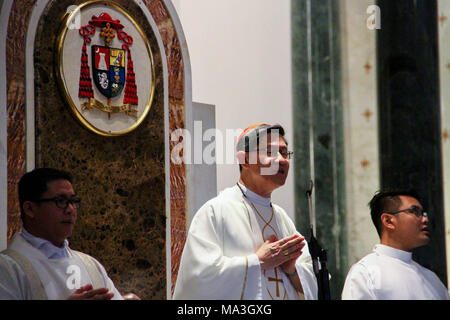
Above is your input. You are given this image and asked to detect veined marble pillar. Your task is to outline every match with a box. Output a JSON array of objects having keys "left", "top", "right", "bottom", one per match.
[
  {"left": 339, "top": 0, "right": 380, "bottom": 276},
  {"left": 292, "top": 0, "right": 347, "bottom": 299}
]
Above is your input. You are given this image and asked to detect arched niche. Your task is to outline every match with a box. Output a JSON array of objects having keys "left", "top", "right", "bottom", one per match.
[{"left": 1, "top": 0, "right": 192, "bottom": 299}]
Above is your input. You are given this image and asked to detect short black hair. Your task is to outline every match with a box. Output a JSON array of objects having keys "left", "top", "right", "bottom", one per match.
[
  {"left": 236, "top": 124, "right": 288, "bottom": 172},
  {"left": 18, "top": 168, "right": 73, "bottom": 224},
  {"left": 369, "top": 189, "right": 421, "bottom": 236},
  {"left": 236, "top": 124, "right": 286, "bottom": 153}
]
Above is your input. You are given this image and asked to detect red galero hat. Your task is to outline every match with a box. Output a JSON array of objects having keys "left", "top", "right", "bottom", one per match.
[{"left": 89, "top": 12, "right": 124, "bottom": 29}]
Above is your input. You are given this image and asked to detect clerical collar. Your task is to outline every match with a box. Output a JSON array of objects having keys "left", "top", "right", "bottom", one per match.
[
  {"left": 374, "top": 244, "right": 412, "bottom": 263},
  {"left": 21, "top": 227, "right": 70, "bottom": 259},
  {"left": 237, "top": 182, "right": 271, "bottom": 207}
]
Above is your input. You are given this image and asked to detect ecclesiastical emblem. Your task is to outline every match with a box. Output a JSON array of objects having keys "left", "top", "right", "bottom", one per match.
[
  {"left": 56, "top": 1, "right": 155, "bottom": 136},
  {"left": 92, "top": 47, "right": 125, "bottom": 98},
  {"left": 79, "top": 12, "right": 138, "bottom": 118}
]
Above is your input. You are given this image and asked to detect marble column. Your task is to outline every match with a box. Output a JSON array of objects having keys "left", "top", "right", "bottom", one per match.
[
  {"left": 339, "top": 0, "right": 380, "bottom": 277},
  {"left": 292, "top": 0, "right": 347, "bottom": 299},
  {"left": 437, "top": 0, "right": 450, "bottom": 287},
  {"left": 377, "top": 0, "right": 447, "bottom": 286}
]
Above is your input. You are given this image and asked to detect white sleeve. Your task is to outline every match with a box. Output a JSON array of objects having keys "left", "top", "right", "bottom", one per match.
[
  {"left": 0, "top": 254, "right": 32, "bottom": 300},
  {"left": 173, "top": 204, "right": 261, "bottom": 300},
  {"left": 341, "top": 263, "right": 377, "bottom": 300},
  {"left": 90, "top": 258, "right": 124, "bottom": 300}
]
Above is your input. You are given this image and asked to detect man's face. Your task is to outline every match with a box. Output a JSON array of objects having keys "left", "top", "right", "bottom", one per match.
[
  {"left": 246, "top": 134, "right": 290, "bottom": 190},
  {"left": 25, "top": 179, "right": 78, "bottom": 247},
  {"left": 391, "top": 195, "right": 430, "bottom": 251}
]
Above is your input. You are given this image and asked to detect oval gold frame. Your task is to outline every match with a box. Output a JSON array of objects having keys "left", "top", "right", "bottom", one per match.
[{"left": 55, "top": 0, "right": 156, "bottom": 137}]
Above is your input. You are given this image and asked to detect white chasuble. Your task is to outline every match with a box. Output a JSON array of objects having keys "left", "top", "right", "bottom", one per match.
[
  {"left": 342, "top": 244, "right": 449, "bottom": 300},
  {"left": 0, "top": 233, "right": 123, "bottom": 300},
  {"left": 251, "top": 202, "right": 288, "bottom": 300},
  {"left": 173, "top": 185, "right": 318, "bottom": 300}
]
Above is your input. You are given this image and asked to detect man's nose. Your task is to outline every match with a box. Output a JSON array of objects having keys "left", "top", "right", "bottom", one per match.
[
  {"left": 65, "top": 202, "right": 77, "bottom": 213},
  {"left": 276, "top": 152, "right": 289, "bottom": 163}
]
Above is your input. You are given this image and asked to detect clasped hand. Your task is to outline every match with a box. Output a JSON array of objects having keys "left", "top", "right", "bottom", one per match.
[
  {"left": 255, "top": 234, "right": 305, "bottom": 274},
  {"left": 67, "top": 284, "right": 114, "bottom": 300}
]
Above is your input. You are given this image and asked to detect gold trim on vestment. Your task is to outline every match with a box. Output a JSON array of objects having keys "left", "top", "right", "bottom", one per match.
[
  {"left": 250, "top": 202, "right": 277, "bottom": 241},
  {"left": 239, "top": 190, "right": 288, "bottom": 300},
  {"left": 251, "top": 203, "right": 288, "bottom": 300},
  {"left": 241, "top": 200, "right": 253, "bottom": 231},
  {"left": 240, "top": 256, "right": 249, "bottom": 300},
  {"left": 267, "top": 287, "right": 288, "bottom": 300}
]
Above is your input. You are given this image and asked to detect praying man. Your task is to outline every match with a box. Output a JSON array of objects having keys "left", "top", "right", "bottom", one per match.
[{"left": 173, "top": 123, "right": 318, "bottom": 300}]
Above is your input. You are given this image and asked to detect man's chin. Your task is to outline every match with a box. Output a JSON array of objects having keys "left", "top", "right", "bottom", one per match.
[
  {"left": 276, "top": 178, "right": 287, "bottom": 186},
  {"left": 415, "top": 236, "right": 431, "bottom": 249},
  {"left": 266, "top": 176, "right": 287, "bottom": 188},
  {"left": 60, "top": 225, "right": 74, "bottom": 239},
  {"left": 275, "top": 172, "right": 288, "bottom": 183}
]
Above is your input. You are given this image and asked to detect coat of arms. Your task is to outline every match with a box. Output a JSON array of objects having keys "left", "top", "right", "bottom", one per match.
[
  {"left": 92, "top": 46, "right": 125, "bottom": 98},
  {"left": 78, "top": 12, "right": 138, "bottom": 118},
  {"left": 56, "top": 1, "right": 155, "bottom": 136}
]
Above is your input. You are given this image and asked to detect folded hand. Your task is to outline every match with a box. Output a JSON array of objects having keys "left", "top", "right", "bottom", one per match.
[{"left": 256, "top": 234, "right": 305, "bottom": 271}]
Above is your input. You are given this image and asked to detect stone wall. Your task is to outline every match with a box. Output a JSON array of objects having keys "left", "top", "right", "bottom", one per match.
[{"left": 5, "top": 0, "right": 189, "bottom": 299}]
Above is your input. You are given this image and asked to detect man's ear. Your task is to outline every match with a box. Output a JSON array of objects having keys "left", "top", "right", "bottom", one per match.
[
  {"left": 380, "top": 213, "right": 396, "bottom": 232},
  {"left": 22, "top": 201, "right": 36, "bottom": 219},
  {"left": 237, "top": 151, "right": 248, "bottom": 167}
]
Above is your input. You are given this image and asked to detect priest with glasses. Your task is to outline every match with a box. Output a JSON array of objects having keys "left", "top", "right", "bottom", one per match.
[
  {"left": 342, "top": 190, "right": 449, "bottom": 300},
  {"left": 174, "top": 123, "right": 318, "bottom": 300},
  {"left": 0, "top": 168, "right": 138, "bottom": 300}
]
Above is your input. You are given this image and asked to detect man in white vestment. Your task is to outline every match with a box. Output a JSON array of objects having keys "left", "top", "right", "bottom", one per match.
[
  {"left": 342, "top": 190, "right": 449, "bottom": 300},
  {"left": 0, "top": 168, "right": 137, "bottom": 300},
  {"left": 173, "top": 123, "right": 318, "bottom": 300}
]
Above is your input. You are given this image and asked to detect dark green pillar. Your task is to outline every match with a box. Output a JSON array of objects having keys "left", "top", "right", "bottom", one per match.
[
  {"left": 377, "top": 0, "right": 447, "bottom": 286},
  {"left": 292, "top": 0, "right": 347, "bottom": 299}
]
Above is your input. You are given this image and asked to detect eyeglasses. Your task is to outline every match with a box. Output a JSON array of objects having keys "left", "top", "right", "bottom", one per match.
[
  {"left": 33, "top": 196, "right": 81, "bottom": 210},
  {"left": 385, "top": 206, "right": 428, "bottom": 218},
  {"left": 255, "top": 149, "right": 294, "bottom": 159}
]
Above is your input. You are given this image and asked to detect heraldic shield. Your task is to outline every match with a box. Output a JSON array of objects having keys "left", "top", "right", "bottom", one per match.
[
  {"left": 92, "top": 45, "right": 126, "bottom": 98},
  {"left": 55, "top": 1, "right": 155, "bottom": 136}
]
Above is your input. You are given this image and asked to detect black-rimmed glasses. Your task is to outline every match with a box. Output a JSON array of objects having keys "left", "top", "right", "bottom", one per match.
[
  {"left": 33, "top": 196, "right": 81, "bottom": 210},
  {"left": 385, "top": 206, "right": 428, "bottom": 218},
  {"left": 255, "top": 149, "right": 294, "bottom": 159}
]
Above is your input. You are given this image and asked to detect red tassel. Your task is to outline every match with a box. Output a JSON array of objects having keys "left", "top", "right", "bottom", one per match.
[
  {"left": 78, "top": 42, "right": 94, "bottom": 98},
  {"left": 123, "top": 50, "right": 138, "bottom": 105}
]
